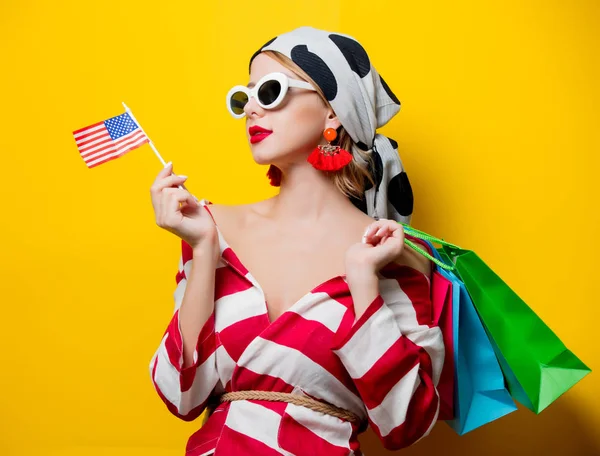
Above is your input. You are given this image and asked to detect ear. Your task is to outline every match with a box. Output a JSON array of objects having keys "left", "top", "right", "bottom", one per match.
[{"left": 324, "top": 108, "right": 341, "bottom": 131}]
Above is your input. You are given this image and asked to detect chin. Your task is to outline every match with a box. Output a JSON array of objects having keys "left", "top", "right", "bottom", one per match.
[
  {"left": 249, "top": 145, "right": 282, "bottom": 165},
  {"left": 250, "top": 151, "right": 274, "bottom": 165}
]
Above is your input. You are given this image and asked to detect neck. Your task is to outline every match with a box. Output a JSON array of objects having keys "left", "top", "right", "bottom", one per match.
[{"left": 268, "top": 162, "right": 354, "bottom": 225}]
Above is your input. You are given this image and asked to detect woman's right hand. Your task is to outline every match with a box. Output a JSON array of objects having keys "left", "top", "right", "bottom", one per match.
[{"left": 150, "top": 162, "right": 219, "bottom": 252}]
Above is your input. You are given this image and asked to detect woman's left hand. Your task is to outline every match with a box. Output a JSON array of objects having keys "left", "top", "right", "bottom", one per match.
[{"left": 345, "top": 218, "right": 405, "bottom": 278}]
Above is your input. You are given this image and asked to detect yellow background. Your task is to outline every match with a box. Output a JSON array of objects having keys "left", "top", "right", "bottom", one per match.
[{"left": 1, "top": 0, "right": 598, "bottom": 454}]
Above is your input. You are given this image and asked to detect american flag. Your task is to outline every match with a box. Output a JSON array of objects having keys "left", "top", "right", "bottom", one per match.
[{"left": 73, "top": 111, "right": 149, "bottom": 168}]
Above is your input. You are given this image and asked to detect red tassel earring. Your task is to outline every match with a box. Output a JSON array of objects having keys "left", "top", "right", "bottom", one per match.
[{"left": 307, "top": 128, "right": 352, "bottom": 171}]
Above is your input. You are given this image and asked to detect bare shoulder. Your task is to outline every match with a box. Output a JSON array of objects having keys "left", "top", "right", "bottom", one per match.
[
  {"left": 345, "top": 210, "right": 378, "bottom": 244},
  {"left": 202, "top": 198, "right": 273, "bottom": 232},
  {"left": 202, "top": 201, "right": 239, "bottom": 225}
]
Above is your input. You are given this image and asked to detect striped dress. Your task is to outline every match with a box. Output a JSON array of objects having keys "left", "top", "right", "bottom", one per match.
[{"left": 150, "top": 200, "right": 445, "bottom": 455}]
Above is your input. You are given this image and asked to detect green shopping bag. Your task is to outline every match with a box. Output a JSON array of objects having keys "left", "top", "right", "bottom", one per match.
[
  {"left": 439, "top": 244, "right": 591, "bottom": 413},
  {"left": 400, "top": 225, "right": 591, "bottom": 414}
]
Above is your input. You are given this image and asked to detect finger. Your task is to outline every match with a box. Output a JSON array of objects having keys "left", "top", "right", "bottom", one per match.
[
  {"left": 366, "top": 230, "right": 386, "bottom": 246},
  {"left": 362, "top": 220, "right": 385, "bottom": 243},
  {"left": 378, "top": 219, "right": 399, "bottom": 232},
  {"left": 365, "top": 220, "right": 403, "bottom": 247},
  {"left": 365, "top": 221, "right": 393, "bottom": 245},
  {"left": 179, "top": 193, "right": 199, "bottom": 214},
  {"left": 391, "top": 223, "right": 405, "bottom": 240},
  {"left": 371, "top": 230, "right": 395, "bottom": 247},
  {"left": 377, "top": 223, "right": 403, "bottom": 250},
  {"left": 187, "top": 193, "right": 199, "bottom": 206},
  {"left": 385, "top": 227, "right": 405, "bottom": 256},
  {"left": 160, "top": 187, "right": 192, "bottom": 221},
  {"left": 157, "top": 161, "right": 173, "bottom": 179},
  {"left": 374, "top": 225, "right": 392, "bottom": 239},
  {"left": 178, "top": 183, "right": 200, "bottom": 204},
  {"left": 375, "top": 220, "right": 402, "bottom": 239},
  {"left": 365, "top": 232, "right": 385, "bottom": 246},
  {"left": 152, "top": 161, "right": 183, "bottom": 187},
  {"left": 182, "top": 192, "right": 199, "bottom": 209},
  {"left": 153, "top": 174, "right": 188, "bottom": 195}
]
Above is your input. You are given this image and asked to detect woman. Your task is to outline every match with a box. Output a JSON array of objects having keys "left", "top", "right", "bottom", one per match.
[{"left": 149, "top": 26, "right": 445, "bottom": 455}]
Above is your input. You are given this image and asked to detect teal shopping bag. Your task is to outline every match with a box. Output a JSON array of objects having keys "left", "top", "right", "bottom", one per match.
[
  {"left": 420, "top": 239, "right": 517, "bottom": 434},
  {"left": 402, "top": 225, "right": 591, "bottom": 415},
  {"left": 440, "top": 244, "right": 591, "bottom": 413}
]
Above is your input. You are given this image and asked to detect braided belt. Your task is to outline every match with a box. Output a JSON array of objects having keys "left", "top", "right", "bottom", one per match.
[{"left": 219, "top": 390, "right": 362, "bottom": 424}]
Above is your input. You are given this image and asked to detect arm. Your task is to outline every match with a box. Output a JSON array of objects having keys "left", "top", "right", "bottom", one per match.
[
  {"left": 332, "top": 267, "right": 444, "bottom": 449},
  {"left": 149, "top": 238, "right": 220, "bottom": 421}
]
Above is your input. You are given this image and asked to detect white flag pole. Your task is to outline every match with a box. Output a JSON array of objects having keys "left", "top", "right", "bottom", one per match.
[{"left": 122, "top": 102, "right": 196, "bottom": 199}]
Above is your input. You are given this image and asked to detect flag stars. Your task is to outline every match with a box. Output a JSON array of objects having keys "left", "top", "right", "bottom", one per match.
[{"left": 105, "top": 113, "right": 140, "bottom": 140}]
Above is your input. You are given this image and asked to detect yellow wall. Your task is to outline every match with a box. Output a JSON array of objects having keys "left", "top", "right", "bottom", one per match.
[{"left": 1, "top": 0, "right": 597, "bottom": 454}]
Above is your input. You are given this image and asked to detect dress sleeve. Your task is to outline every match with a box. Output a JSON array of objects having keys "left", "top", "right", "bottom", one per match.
[
  {"left": 331, "top": 258, "right": 444, "bottom": 450},
  {"left": 149, "top": 239, "right": 220, "bottom": 421}
]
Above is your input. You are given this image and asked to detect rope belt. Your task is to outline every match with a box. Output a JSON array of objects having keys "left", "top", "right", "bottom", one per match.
[{"left": 219, "top": 390, "right": 362, "bottom": 425}]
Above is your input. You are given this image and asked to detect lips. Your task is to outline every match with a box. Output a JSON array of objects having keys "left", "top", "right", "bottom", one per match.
[
  {"left": 249, "top": 125, "right": 273, "bottom": 144},
  {"left": 250, "top": 132, "right": 272, "bottom": 144}
]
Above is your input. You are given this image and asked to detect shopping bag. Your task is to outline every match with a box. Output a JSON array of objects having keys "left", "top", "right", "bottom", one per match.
[
  {"left": 438, "top": 244, "right": 591, "bottom": 413},
  {"left": 406, "top": 235, "right": 454, "bottom": 420},
  {"left": 421, "top": 239, "right": 517, "bottom": 434}
]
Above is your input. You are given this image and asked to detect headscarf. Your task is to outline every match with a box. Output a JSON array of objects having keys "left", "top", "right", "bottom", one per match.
[{"left": 249, "top": 26, "right": 414, "bottom": 224}]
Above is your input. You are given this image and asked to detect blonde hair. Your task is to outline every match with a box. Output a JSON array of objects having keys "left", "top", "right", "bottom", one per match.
[{"left": 261, "top": 50, "right": 375, "bottom": 199}]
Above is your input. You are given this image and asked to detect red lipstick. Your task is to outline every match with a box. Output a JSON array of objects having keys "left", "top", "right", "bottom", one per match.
[{"left": 249, "top": 125, "right": 273, "bottom": 144}]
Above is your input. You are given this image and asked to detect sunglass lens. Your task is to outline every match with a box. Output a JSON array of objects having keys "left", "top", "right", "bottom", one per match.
[
  {"left": 230, "top": 91, "right": 248, "bottom": 115},
  {"left": 258, "top": 80, "right": 282, "bottom": 106}
]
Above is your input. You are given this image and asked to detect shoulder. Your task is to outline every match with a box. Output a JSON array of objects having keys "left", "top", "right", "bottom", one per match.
[
  {"left": 346, "top": 207, "right": 379, "bottom": 241},
  {"left": 201, "top": 198, "right": 274, "bottom": 231}
]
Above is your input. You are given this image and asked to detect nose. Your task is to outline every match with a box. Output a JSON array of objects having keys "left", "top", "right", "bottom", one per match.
[{"left": 243, "top": 94, "right": 264, "bottom": 118}]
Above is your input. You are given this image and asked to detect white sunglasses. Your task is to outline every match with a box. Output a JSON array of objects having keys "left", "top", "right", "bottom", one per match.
[{"left": 226, "top": 72, "right": 317, "bottom": 119}]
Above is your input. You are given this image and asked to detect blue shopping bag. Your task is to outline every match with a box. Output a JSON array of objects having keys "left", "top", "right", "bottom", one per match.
[{"left": 422, "top": 240, "right": 518, "bottom": 435}]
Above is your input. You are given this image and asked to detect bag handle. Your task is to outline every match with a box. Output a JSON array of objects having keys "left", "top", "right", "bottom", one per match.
[{"left": 398, "top": 222, "right": 461, "bottom": 271}]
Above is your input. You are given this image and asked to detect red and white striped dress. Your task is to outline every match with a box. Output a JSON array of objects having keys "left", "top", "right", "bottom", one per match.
[{"left": 150, "top": 200, "right": 445, "bottom": 455}]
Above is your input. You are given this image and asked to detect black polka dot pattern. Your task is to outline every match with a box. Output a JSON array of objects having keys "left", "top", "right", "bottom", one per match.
[
  {"left": 380, "top": 75, "right": 401, "bottom": 106},
  {"left": 388, "top": 171, "right": 413, "bottom": 216},
  {"left": 356, "top": 141, "right": 369, "bottom": 151},
  {"left": 349, "top": 194, "right": 368, "bottom": 214},
  {"left": 328, "top": 34, "right": 371, "bottom": 78},
  {"left": 290, "top": 45, "right": 338, "bottom": 101},
  {"left": 368, "top": 150, "right": 383, "bottom": 192}
]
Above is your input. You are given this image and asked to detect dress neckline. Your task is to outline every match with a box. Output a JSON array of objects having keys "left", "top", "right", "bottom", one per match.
[{"left": 201, "top": 203, "right": 348, "bottom": 325}]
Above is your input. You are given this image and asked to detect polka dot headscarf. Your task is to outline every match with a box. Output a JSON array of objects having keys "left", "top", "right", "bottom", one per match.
[{"left": 249, "top": 26, "right": 414, "bottom": 224}]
